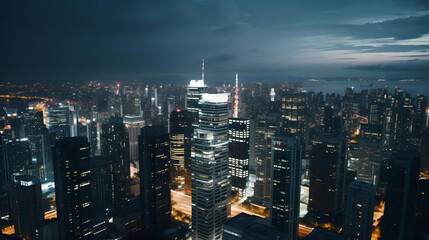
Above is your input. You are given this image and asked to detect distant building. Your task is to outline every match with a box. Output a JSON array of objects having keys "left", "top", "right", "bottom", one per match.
[
  {"left": 280, "top": 92, "right": 307, "bottom": 141},
  {"left": 357, "top": 124, "right": 382, "bottom": 186},
  {"left": 228, "top": 118, "right": 251, "bottom": 198},
  {"left": 123, "top": 115, "right": 145, "bottom": 174},
  {"left": 343, "top": 181, "right": 375, "bottom": 240},
  {"left": 139, "top": 125, "right": 171, "bottom": 236},
  {"left": 53, "top": 137, "right": 93, "bottom": 240},
  {"left": 270, "top": 136, "right": 301, "bottom": 240},
  {"left": 46, "top": 103, "right": 79, "bottom": 137}
]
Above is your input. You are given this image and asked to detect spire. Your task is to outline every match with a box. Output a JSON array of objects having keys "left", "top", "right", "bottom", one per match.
[
  {"left": 202, "top": 57, "right": 205, "bottom": 84},
  {"left": 233, "top": 72, "right": 239, "bottom": 118}
]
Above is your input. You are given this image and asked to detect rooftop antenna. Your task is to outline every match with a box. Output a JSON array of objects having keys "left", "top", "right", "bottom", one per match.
[
  {"left": 202, "top": 57, "right": 205, "bottom": 84},
  {"left": 233, "top": 72, "right": 239, "bottom": 118}
]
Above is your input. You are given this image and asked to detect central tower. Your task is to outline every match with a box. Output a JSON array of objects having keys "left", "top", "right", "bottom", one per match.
[{"left": 192, "top": 93, "right": 231, "bottom": 240}]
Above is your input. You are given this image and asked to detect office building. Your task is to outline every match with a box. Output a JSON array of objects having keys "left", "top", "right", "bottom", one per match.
[
  {"left": 357, "top": 124, "right": 382, "bottom": 186},
  {"left": 343, "top": 181, "right": 375, "bottom": 240},
  {"left": 4, "top": 138, "right": 32, "bottom": 181},
  {"left": 169, "top": 109, "right": 196, "bottom": 191},
  {"left": 382, "top": 151, "right": 420, "bottom": 240},
  {"left": 308, "top": 136, "right": 347, "bottom": 221},
  {"left": 270, "top": 136, "right": 301, "bottom": 240},
  {"left": 101, "top": 117, "right": 130, "bottom": 207},
  {"left": 53, "top": 137, "right": 93, "bottom": 240},
  {"left": 280, "top": 92, "right": 307, "bottom": 141},
  {"left": 123, "top": 115, "right": 145, "bottom": 176},
  {"left": 139, "top": 125, "right": 171, "bottom": 236},
  {"left": 46, "top": 103, "right": 79, "bottom": 137},
  {"left": 228, "top": 118, "right": 250, "bottom": 198},
  {"left": 253, "top": 114, "right": 279, "bottom": 203},
  {"left": 192, "top": 93, "right": 231, "bottom": 240},
  {"left": 10, "top": 175, "right": 44, "bottom": 240}
]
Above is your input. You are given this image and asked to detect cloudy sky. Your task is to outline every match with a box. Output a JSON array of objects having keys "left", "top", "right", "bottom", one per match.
[{"left": 1, "top": 0, "right": 429, "bottom": 84}]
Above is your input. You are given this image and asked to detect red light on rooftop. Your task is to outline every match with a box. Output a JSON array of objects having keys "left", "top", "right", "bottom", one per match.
[{"left": 176, "top": 108, "right": 181, "bottom": 112}]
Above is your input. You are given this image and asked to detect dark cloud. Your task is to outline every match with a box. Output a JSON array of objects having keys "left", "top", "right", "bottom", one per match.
[
  {"left": 334, "top": 14, "right": 429, "bottom": 40},
  {"left": 347, "top": 59, "right": 429, "bottom": 73},
  {"left": 0, "top": 0, "right": 429, "bottom": 83}
]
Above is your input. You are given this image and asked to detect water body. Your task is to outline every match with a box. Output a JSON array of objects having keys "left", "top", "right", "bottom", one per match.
[{"left": 302, "top": 79, "right": 429, "bottom": 97}]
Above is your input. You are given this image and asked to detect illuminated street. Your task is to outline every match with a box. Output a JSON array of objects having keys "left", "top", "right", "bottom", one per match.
[{"left": 171, "top": 190, "right": 313, "bottom": 237}]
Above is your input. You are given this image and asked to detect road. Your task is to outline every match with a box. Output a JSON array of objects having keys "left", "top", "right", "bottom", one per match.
[{"left": 171, "top": 190, "right": 313, "bottom": 237}]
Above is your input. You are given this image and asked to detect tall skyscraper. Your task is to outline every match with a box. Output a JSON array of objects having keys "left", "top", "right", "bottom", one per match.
[
  {"left": 192, "top": 93, "right": 231, "bottom": 240},
  {"left": 343, "top": 87, "right": 354, "bottom": 119},
  {"left": 123, "top": 115, "right": 145, "bottom": 176},
  {"left": 46, "top": 103, "right": 79, "bottom": 137},
  {"left": 280, "top": 92, "right": 307, "bottom": 141},
  {"left": 186, "top": 58, "right": 206, "bottom": 113},
  {"left": 169, "top": 109, "right": 196, "bottom": 191},
  {"left": 53, "top": 137, "right": 93, "bottom": 240},
  {"left": 308, "top": 136, "right": 347, "bottom": 221},
  {"left": 10, "top": 175, "right": 44, "bottom": 240},
  {"left": 101, "top": 117, "right": 130, "bottom": 207},
  {"left": 186, "top": 79, "right": 206, "bottom": 113},
  {"left": 357, "top": 124, "right": 382, "bottom": 186},
  {"left": 139, "top": 125, "right": 171, "bottom": 237},
  {"left": 342, "top": 180, "right": 375, "bottom": 240},
  {"left": 254, "top": 114, "right": 279, "bottom": 203},
  {"left": 270, "top": 136, "right": 301, "bottom": 240},
  {"left": 382, "top": 151, "right": 420, "bottom": 240},
  {"left": 228, "top": 118, "right": 250, "bottom": 198},
  {"left": 233, "top": 73, "right": 240, "bottom": 118},
  {"left": 4, "top": 138, "right": 32, "bottom": 181}
]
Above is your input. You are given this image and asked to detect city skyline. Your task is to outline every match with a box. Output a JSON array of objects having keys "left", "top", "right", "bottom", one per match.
[{"left": 1, "top": 2, "right": 429, "bottom": 240}]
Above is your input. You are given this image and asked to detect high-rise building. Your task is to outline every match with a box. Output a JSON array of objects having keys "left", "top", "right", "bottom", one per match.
[
  {"left": 357, "top": 124, "right": 382, "bottom": 186},
  {"left": 101, "top": 117, "right": 130, "bottom": 207},
  {"left": 169, "top": 109, "right": 196, "bottom": 191},
  {"left": 46, "top": 103, "right": 79, "bottom": 137},
  {"left": 381, "top": 151, "right": 420, "bottom": 240},
  {"left": 186, "top": 79, "right": 206, "bottom": 113},
  {"left": 185, "top": 59, "right": 206, "bottom": 113},
  {"left": 343, "top": 180, "right": 375, "bottom": 240},
  {"left": 4, "top": 138, "right": 32, "bottom": 181},
  {"left": 53, "top": 137, "right": 93, "bottom": 240},
  {"left": 253, "top": 114, "right": 279, "bottom": 203},
  {"left": 308, "top": 136, "right": 347, "bottom": 221},
  {"left": 192, "top": 93, "right": 231, "bottom": 240},
  {"left": 343, "top": 87, "right": 354, "bottom": 119},
  {"left": 86, "top": 119, "right": 99, "bottom": 157},
  {"left": 139, "top": 125, "right": 171, "bottom": 236},
  {"left": 228, "top": 118, "right": 250, "bottom": 198},
  {"left": 123, "top": 115, "right": 145, "bottom": 176},
  {"left": 270, "top": 136, "right": 301, "bottom": 240},
  {"left": 280, "top": 92, "right": 307, "bottom": 141},
  {"left": 10, "top": 175, "right": 44, "bottom": 240},
  {"left": 369, "top": 101, "right": 383, "bottom": 125}
]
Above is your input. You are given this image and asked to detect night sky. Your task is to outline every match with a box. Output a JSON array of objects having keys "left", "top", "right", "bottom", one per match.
[{"left": 1, "top": 1, "right": 429, "bottom": 84}]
